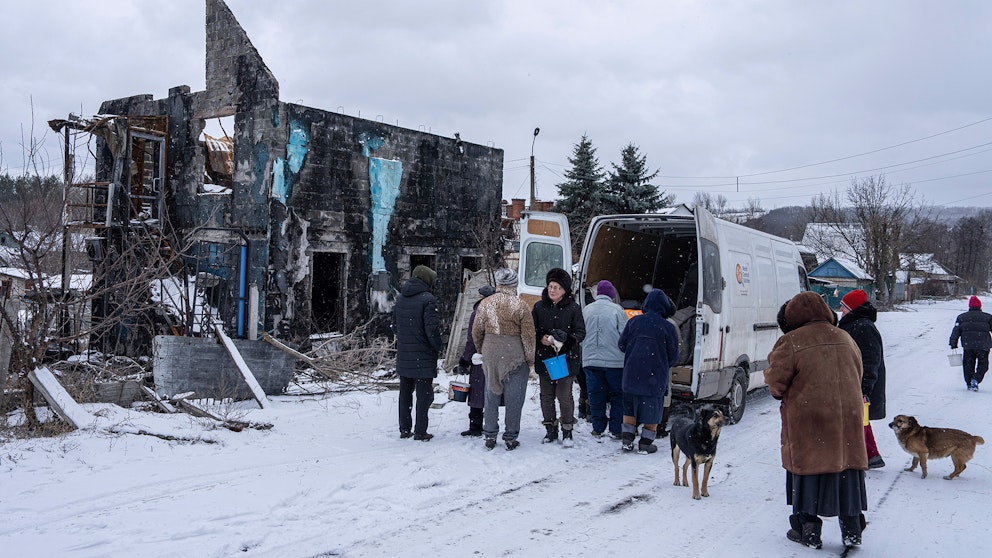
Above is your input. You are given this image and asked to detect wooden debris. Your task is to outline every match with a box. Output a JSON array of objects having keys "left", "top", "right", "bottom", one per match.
[
  {"left": 28, "top": 367, "right": 94, "bottom": 429},
  {"left": 214, "top": 322, "right": 269, "bottom": 409},
  {"left": 139, "top": 385, "right": 177, "bottom": 413},
  {"left": 262, "top": 332, "right": 316, "bottom": 365}
]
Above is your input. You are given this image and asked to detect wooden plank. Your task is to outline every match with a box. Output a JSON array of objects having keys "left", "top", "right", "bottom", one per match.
[
  {"left": 175, "top": 398, "right": 223, "bottom": 421},
  {"left": 214, "top": 322, "right": 269, "bottom": 409},
  {"left": 27, "top": 366, "right": 94, "bottom": 429},
  {"left": 262, "top": 332, "right": 316, "bottom": 365},
  {"left": 139, "top": 384, "right": 177, "bottom": 413}
]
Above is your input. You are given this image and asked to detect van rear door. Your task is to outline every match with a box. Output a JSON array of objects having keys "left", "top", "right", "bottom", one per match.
[
  {"left": 518, "top": 211, "right": 572, "bottom": 307},
  {"left": 692, "top": 206, "right": 725, "bottom": 396}
]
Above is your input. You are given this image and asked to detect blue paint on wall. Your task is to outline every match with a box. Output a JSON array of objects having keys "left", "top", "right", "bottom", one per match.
[
  {"left": 287, "top": 120, "right": 309, "bottom": 173},
  {"left": 272, "top": 157, "right": 287, "bottom": 204},
  {"left": 369, "top": 157, "right": 402, "bottom": 272},
  {"left": 358, "top": 131, "right": 385, "bottom": 157}
]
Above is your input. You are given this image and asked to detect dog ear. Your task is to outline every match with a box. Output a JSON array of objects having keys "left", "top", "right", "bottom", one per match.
[{"left": 908, "top": 416, "right": 919, "bottom": 428}]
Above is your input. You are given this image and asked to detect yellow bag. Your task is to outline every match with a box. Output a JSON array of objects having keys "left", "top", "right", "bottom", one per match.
[{"left": 862, "top": 397, "right": 870, "bottom": 426}]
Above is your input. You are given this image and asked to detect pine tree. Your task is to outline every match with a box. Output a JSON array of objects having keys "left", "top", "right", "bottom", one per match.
[
  {"left": 553, "top": 135, "right": 606, "bottom": 254},
  {"left": 604, "top": 143, "right": 672, "bottom": 214}
]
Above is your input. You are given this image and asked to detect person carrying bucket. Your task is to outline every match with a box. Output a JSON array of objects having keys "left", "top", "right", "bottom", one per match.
[
  {"left": 837, "top": 289, "right": 887, "bottom": 469},
  {"left": 949, "top": 295, "right": 992, "bottom": 392},
  {"left": 617, "top": 289, "right": 679, "bottom": 454},
  {"left": 472, "top": 268, "right": 535, "bottom": 451},
  {"left": 532, "top": 268, "right": 586, "bottom": 447}
]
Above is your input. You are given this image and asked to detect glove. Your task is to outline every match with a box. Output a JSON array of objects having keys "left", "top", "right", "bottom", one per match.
[
  {"left": 459, "top": 358, "right": 471, "bottom": 369},
  {"left": 550, "top": 329, "right": 567, "bottom": 343},
  {"left": 472, "top": 353, "right": 483, "bottom": 365},
  {"left": 950, "top": 344, "right": 958, "bottom": 350}
]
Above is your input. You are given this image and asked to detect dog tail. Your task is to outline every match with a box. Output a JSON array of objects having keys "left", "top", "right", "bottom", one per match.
[{"left": 975, "top": 436, "right": 985, "bottom": 446}]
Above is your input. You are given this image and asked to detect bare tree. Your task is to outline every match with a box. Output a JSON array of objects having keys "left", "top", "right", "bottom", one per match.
[
  {"left": 691, "top": 191, "right": 728, "bottom": 214},
  {"left": 809, "top": 174, "right": 931, "bottom": 304}
]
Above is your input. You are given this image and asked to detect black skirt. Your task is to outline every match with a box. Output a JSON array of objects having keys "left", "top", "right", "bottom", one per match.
[{"left": 786, "top": 469, "right": 867, "bottom": 517}]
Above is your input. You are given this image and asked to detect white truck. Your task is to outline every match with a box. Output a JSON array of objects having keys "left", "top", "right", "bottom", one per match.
[{"left": 518, "top": 205, "right": 809, "bottom": 424}]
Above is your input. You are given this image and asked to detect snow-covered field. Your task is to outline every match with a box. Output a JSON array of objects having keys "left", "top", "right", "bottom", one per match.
[{"left": 1, "top": 298, "right": 989, "bottom": 557}]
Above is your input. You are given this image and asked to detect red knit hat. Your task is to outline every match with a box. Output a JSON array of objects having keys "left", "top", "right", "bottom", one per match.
[
  {"left": 969, "top": 296, "right": 982, "bottom": 308},
  {"left": 841, "top": 289, "right": 868, "bottom": 310}
]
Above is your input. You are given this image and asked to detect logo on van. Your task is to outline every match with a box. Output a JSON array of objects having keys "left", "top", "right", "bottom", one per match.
[{"left": 735, "top": 264, "right": 744, "bottom": 284}]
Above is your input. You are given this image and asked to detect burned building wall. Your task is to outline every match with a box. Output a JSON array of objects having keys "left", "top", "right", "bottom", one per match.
[{"left": 274, "top": 106, "right": 503, "bottom": 337}]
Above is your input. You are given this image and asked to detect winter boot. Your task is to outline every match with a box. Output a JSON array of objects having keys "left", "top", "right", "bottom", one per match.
[
  {"left": 578, "top": 398, "right": 589, "bottom": 420},
  {"left": 799, "top": 518, "right": 823, "bottom": 549},
  {"left": 485, "top": 437, "right": 497, "bottom": 450},
  {"left": 413, "top": 432, "right": 433, "bottom": 442},
  {"left": 621, "top": 432, "right": 635, "bottom": 452},
  {"left": 505, "top": 439, "right": 520, "bottom": 451},
  {"left": 839, "top": 514, "right": 864, "bottom": 547},
  {"left": 562, "top": 426, "right": 575, "bottom": 448},
  {"left": 786, "top": 514, "right": 803, "bottom": 545},
  {"left": 637, "top": 438, "right": 658, "bottom": 454},
  {"left": 542, "top": 421, "right": 559, "bottom": 444},
  {"left": 461, "top": 408, "right": 484, "bottom": 437}
]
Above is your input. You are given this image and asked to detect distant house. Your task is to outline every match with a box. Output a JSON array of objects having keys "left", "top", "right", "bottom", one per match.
[
  {"left": 808, "top": 257, "right": 875, "bottom": 309},
  {"left": 895, "top": 253, "right": 960, "bottom": 300}
]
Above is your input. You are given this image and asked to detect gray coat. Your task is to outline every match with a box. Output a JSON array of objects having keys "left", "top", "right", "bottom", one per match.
[{"left": 581, "top": 295, "right": 628, "bottom": 369}]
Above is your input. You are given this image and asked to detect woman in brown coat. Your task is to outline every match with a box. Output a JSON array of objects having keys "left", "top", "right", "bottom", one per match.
[{"left": 765, "top": 291, "right": 868, "bottom": 550}]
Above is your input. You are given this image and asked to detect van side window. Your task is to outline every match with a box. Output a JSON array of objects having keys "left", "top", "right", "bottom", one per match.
[
  {"left": 523, "top": 241, "right": 564, "bottom": 288},
  {"left": 798, "top": 266, "right": 810, "bottom": 291},
  {"left": 701, "top": 238, "right": 722, "bottom": 313}
]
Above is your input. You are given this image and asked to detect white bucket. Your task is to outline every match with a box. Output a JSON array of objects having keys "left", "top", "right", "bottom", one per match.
[{"left": 948, "top": 352, "right": 963, "bottom": 367}]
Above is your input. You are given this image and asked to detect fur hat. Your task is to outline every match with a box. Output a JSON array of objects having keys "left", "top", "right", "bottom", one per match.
[
  {"left": 494, "top": 267, "right": 518, "bottom": 286},
  {"left": 412, "top": 265, "right": 436, "bottom": 289},
  {"left": 478, "top": 285, "right": 497, "bottom": 297},
  {"left": 545, "top": 267, "right": 572, "bottom": 293},
  {"left": 970, "top": 295, "right": 982, "bottom": 309},
  {"left": 841, "top": 289, "right": 868, "bottom": 311},
  {"left": 596, "top": 280, "right": 618, "bottom": 300}
]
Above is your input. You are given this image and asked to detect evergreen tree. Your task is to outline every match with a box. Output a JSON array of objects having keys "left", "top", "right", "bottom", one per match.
[
  {"left": 553, "top": 135, "right": 606, "bottom": 255},
  {"left": 603, "top": 143, "right": 672, "bottom": 214}
]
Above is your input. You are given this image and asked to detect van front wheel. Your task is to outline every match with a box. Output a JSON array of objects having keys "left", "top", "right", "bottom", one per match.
[{"left": 726, "top": 367, "right": 748, "bottom": 425}]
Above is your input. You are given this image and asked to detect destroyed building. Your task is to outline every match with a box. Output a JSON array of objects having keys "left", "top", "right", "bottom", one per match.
[{"left": 79, "top": 0, "right": 503, "bottom": 346}]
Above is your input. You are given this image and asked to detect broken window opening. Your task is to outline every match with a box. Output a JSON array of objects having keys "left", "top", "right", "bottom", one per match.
[
  {"left": 409, "top": 254, "right": 436, "bottom": 276},
  {"left": 201, "top": 116, "right": 234, "bottom": 193},
  {"left": 311, "top": 252, "right": 345, "bottom": 333}
]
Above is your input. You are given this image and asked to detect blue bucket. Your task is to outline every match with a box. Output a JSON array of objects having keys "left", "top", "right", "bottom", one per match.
[{"left": 543, "top": 354, "right": 569, "bottom": 380}]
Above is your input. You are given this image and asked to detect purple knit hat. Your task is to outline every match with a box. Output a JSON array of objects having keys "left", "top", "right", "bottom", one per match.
[{"left": 596, "top": 280, "right": 618, "bottom": 300}]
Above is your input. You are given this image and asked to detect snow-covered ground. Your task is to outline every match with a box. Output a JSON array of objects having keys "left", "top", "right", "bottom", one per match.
[{"left": 1, "top": 298, "right": 989, "bottom": 557}]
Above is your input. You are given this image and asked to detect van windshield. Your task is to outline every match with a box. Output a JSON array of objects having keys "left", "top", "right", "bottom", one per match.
[
  {"left": 701, "top": 238, "right": 722, "bottom": 313},
  {"left": 523, "top": 241, "right": 564, "bottom": 288}
]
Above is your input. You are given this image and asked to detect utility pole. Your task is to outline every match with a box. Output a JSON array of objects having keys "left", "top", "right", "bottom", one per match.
[{"left": 529, "top": 127, "right": 540, "bottom": 209}]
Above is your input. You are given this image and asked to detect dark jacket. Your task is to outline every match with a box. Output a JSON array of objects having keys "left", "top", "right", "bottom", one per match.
[
  {"left": 949, "top": 307, "right": 992, "bottom": 351},
  {"left": 532, "top": 290, "right": 586, "bottom": 379},
  {"left": 618, "top": 290, "right": 679, "bottom": 398},
  {"left": 460, "top": 302, "right": 485, "bottom": 408},
  {"left": 838, "top": 301, "right": 887, "bottom": 420},
  {"left": 394, "top": 276, "right": 443, "bottom": 379},
  {"left": 764, "top": 291, "right": 867, "bottom": 475}
]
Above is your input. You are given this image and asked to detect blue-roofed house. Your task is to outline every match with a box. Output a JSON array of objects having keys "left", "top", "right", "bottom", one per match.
[{"left": 808, "top": 257, "right": 876, "bottom": 309}]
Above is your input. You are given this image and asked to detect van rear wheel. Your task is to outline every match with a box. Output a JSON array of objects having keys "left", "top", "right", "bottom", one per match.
[{"left": 726, "top": 367, "right": 748, "bottom": 425}]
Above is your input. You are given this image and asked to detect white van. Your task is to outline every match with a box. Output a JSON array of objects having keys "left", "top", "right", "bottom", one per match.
[{"left": 518, "top": 205, "right": 809, "bottom": 423}]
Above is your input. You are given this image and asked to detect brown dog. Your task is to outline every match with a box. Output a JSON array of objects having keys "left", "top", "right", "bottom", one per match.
[
  {"left": 888, "top": 414, "right": 985, "bottom": 480},
  {"left": 670, "top": 405, "right": 724, "bottom": 499}
]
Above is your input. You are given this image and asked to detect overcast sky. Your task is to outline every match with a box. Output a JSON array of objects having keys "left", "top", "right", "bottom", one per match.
[{"left": 2, "top": 0, "right": 991, "bottom": 210}]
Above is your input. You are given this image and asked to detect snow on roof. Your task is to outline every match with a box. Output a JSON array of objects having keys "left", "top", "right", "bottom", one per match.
[{"left": 899, "top": 253, "right": 955, "bottom": 276}]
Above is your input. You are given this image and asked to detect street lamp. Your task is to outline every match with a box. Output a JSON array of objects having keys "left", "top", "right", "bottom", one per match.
[{"left": 529, "top": 127, "right": 540, "bottom": 209}]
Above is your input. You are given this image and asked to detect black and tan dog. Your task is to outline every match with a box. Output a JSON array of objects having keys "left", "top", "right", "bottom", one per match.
[
  {"left": 888, "top": 414, "right": 985, "bottom": 480},
  {"left": 670, "top": 404, "right": 724, "bottom": 499}
]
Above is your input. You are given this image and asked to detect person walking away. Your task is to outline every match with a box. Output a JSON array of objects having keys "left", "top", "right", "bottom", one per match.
[
  {"left": 532, "top": 268, "right": 586, "bottom": 447},
  {"left": 617, "top": 289, "right": 679, "bottom": 454},
  {"left": 581, "top": 280, "right": 628, "bottom": 439},
  {"left": 838, "top": 289, "right": 887, "bottom": 469},
  {"left": 949, "top": 295, "right": 992, "bottom": 391},
  {"left": 472, "top": 268, "right": 536, "bottom": 451},
  {"left": 765, "top": 292, "right": 868, "bottom": 549},
  {"left": 394, "top": 265, "right": 443, "bottom": 441},
  {"left": 457, "top": 284, "right": 497, "bottom": 436}
]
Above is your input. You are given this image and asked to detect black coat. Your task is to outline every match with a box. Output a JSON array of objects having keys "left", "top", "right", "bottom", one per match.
[
  {"left": 394, "top": 277, "right": 443, "bottom": 379},
  {"left": 838, "top": 302, "right": 886, "bottom": 420},
  {"left": 532, "top": 290, "right": 586, "bottom": 378},
  {"left": 949, "top": 307, "right": 992, "bottom": 351}
]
